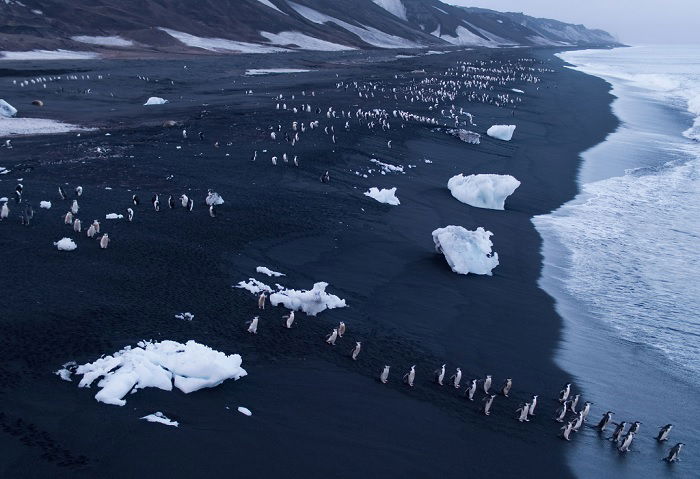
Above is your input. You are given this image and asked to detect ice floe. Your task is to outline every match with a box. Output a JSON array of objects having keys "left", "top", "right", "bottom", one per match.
[
  {"left": 432, "top": 226, "right": 499, "bottom": 275},
  {"left": 254, "top": 0, "right": 286, "bottom": 14},
  {"left": 72, "top": 36, "right": 134, "bottom": 47},
  {"left": 144, "top": 97, "right": 168, "bottom": 106},
  {"left": 447, "top": 174, "right": 521, "bottom": 210},
  {"left": 64, "top": 340, "right": 247, "bottom": 406},
  {"left": 256, "top": 266, "right": 285, "bottom": 277},
  {"left": 269, "top": 282, "right": 346, "bottom": 316},
  {"left": 54, "top": 238, "right": 77, "bottom": 251},
  {"left": 141, "top": 412, "right": 179, "bottom": 427},
  {"left": 364, "top": 187, "right": 400, "bottom": 205},
  {"left": 486, "top": 124, "right": 516, "bottom": 141}
]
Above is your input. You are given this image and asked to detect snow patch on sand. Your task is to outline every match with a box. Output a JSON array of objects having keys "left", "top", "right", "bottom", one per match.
[
  {"left": 0, "top": 118, "right": 94, "bottom": 137},
  {"left": 447, "top": 174, "right": 520, "bottom": 210},
  {"left": 364, "top": 187, "right": 400, "bottom": 205},
  {"left": 66, "top": 340, "right": 246, "bottom": 406},
  {"left": 72, "top": 36, "right": 134, "bottom": 47},
  {"left": 486, "top": 124, "right": 516, "bottom": 141},
  {"left": 432, "top": 226, "right": 499, "bottom": 275},
  {"left": 372, "top": 0, "right": 408, "bottom": 21},
  {"left": 245, "top": 68, "right": 311, "bottom": 76},
  {"left": 141, "top": 412, "right": 178, "bottom": 427},
  {"left": 269, "top": 282, "right": 346, "bottom": 316},
  {"left": 159, "top": 28, "right": 285, "bottom": 54},
  {"left": 260, "top": 31, "right": 354, "bottom": 51},
  {"left": 0, "top": 50, "right": 99, "bottom": 60}
]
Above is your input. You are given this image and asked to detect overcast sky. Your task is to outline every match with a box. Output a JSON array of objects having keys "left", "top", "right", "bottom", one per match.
[{"left": 445, "top": 0, "right": 700, "bottom": 44}]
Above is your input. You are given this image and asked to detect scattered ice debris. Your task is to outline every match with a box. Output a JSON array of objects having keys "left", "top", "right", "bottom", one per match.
[
  {"left": 432, "top": 226, "right": 499, "bottom": 276},
  {"left": 236, "top": 278, "right": 273, "bottom": 294},
  {"left": 54, "top": 238, "right": 77, "bottom": 251},
  {"left": 511, "top": 88, "right": 525, "bottom": 94},
  {"left": 244, "top": 68, "right": 311, "bottom": 76},
  {"left": 68, "top": 339, "right": 247, "bottom": 406},
  {"left": 55, "top": 361, "right": 77, "bottom": 381},
  {"left": 447, "top": 129, "right": 481, "bottom": 144},
  {"left": 269, "top": 282, "right": 346, "bottom": 316},
  {"left": 486, "top": 124, "right": 516, "bottom": 141},
  {"left": 447, "top": 174, "right": 521, "bottom": 210},
  {"left": 72, "top": 35, "right": 134, "bottom": 47},
  {"left": 424, "top": 159, "right": 433, "bottom": 164},
  {"left": 205, "top": 191, "right": 224, "bottom": 206},
  {"left": 141, "top": 412, "right": 179, "bottom": 427},
  {"left": 105, "top": 213, "right": 123, "bottom": 220},
  {"left": 40, "top": 201, "right": 52, "bottom": 209},
  {"left": 364, "top": 187, "right": 400, "bottom": 205},
  {"left": 174, "top": 312, "right": 194, "bottom": 321},
  {"left": 237, "top": 406, "right": 252, "bottom": 416},
  {"left": 144, "top": 97, "right": 168, "bottom": 106},
  {"left": 256, "top": 266, "right": 285, "bottom": 277},
  {"left": 369, "top": 158, "right": 404, "bottom": 174},
  {"left": 0, "top": 99, "right": 18, "bottom": 118}
]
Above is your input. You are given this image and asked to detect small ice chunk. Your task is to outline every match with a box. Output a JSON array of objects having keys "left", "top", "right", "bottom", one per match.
[
  {"left": 237, "top": 406, "right": 252, "bottom": 416},
  {"left": 364, "top": 187, "right": 400, "bottom": 205},
  {"left": 432, "top": 226, "right": 499, "bottom": 276},
  {"left": 54, "top": 238, "right": 77, "bottom": 251},
  {"left": 486, "top": 125, "right": 516, "bottom": 141},
  {"left": 40, "top": 201, "right": 52, "bottom": 209},
  {"left": 144, "top": 97, "right": 168, "bottom": 106},
  {"left": 256, "top": 266, "right": 285, "bottom": 277},
  {"left": 141, "top": 412, "right": 179, "bottom": 427},
  {"left": 447, "top": 174, "right": 521, "bottom": 210},
  {"left": 174, "top": 312, "right": 194, "bottom": 321},
  {"left": 105, "top": 213, "right": 123, "bottom": 219},
  {"left": 511, "top": 88, "right": 524, "bottom": 94},
  {"left": 447, "top": 129, "right": 480, "bottom": 144}
]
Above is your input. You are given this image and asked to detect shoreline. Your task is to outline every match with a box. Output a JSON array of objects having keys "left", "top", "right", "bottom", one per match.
[{"left": 0, "top": 48, "right": 619, "bottom": 477}]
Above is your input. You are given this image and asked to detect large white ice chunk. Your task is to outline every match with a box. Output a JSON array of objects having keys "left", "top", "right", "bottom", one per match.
[
  {"left": 486, "top": 124, "right": 516, "bottom": 141},
  {"left": 432, "top": 226, "right": 499, "bottom": 275},
  {"left": 269, "top": 282, "right": 346, "bottom": 316},
  {"left": 144, "top": 97, "right": 168, "bottom": 106},
  {"left": 447, "top": 174, "right": 521, "bottom": 210},
  {"left": 0, "top": 99, "right": 18, "bottom": 118},
  {"left": 54, "top": 238, "right": 77, "bottom": 251},
  {"left": 70, "top": 340, "right": 247, "bottom": 406},
  {"left": 364, "top": 187, "right": 400, "bottom": 205}
]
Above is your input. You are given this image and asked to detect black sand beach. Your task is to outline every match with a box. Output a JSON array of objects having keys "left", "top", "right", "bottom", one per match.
[{"left": 0, "top": 48, "right": 617, "bottom": 478}]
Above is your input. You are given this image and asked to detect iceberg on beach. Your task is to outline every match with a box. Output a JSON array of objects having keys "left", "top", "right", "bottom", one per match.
[
  {"left": 54, "top": 238, "right": 77, "bottom": 251},
  {"left": 0, "top": 99, "right": 18, "bottom": 118},
  {"left": 487, "top": 124, "right": 516, "bottom": 141},
  {"left": 63, "top": 340, "right": 247, "bottom": 406},
  {"left": 447, "top": 174, "right": 521, "bottom": 210},
  {"left": 144, "top": 97, "right": 168, "bottom": 106},
  {"left": 269, "top": 282, "right": 346, "bottom": 316},
  {"left": 364, "top": 187, "right": 400, "bottom": 205},
  {"left": 432, "top": 226, "right": 499, "bottom": 275}
]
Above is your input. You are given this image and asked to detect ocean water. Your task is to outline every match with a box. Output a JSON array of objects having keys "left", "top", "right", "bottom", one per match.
[{"left": 536, "top": 45, "right": 700, "bottom": 384}]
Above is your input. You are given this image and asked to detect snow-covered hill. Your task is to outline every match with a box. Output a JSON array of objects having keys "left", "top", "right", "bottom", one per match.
[{"left": 0, "top": 0, "right": 620, "bottom": 57}]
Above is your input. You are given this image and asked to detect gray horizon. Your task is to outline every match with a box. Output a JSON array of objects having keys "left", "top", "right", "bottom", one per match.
[{"left": 445, "top": 0, "right": 700, "bottom": 44}]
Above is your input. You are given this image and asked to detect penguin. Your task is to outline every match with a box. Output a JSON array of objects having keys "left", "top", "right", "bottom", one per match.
[
  {"left": 198, "top": 131, "right": 204, "bottom": 141},
  {"left": 258, "top": 291, "right": 267, "bottom": 310},
  {"left": 187, "top": 198, "right": 194, "bottom": 211},
  {"left": 132, "top": 194, "right": 140, "bottom": 206},
  {"left": 516, "top": 403, "right": 530, "bottom": 422},
  {"left": 326, "top": 329, "right": 338, "bottom": 345},
  {"left": 100, "top": 233, "right": 110, "bottom": 249},
  {"left": 528, "top": 395, "right": 538, "bottom": 416},
  {"left": 71, "top": 199, "right": 79, "bottom": 215},
  {"left": 380, "top": 365, "right": 390, "bottom": 384},
  {"left": 482, "top": 394, "right": 496, "bottom": 416},
  {"left": 15, "top": 184, "right": 23, "bottom": 203},
  {"left": 92, "top": 220, "right": 100, "bottom": 233},
  {"left": 209, "top": 204, "right": 216, "bottom": 217},
  {"left": 483, "top": 374, "right": 492, "bottom": 394},
  {"left": 337, "top": 321, "right": 346, "bottom": 337},
  {"left": 581, "top": 401, "right": 592, "bottom": 421},
  {"left": 168, "top": 196, "right": 175, "bottom": 209},
  {"left": 664, "top": 442, "right": 684, "bottom": 463},
  {"left": 569, "top": 394, "right": 580, "bottom": 413},
  {"left": 86, "top": 224, "right": 96, "bottom": 238},
  {"left": 657, "top": 424, "right": 673, "bottom": 442},
  {"left": 466, "top": 379, "right": 477, "bottom": 401},
  {"left": 387, "top": 140, "right": 392, "bottom": 149},
  {"left": 127, "top": 208, "right": 134, "bottom": 222},
  {"left": 21, "top": 203, "right": 33, "bottom": 226},
  {"left": 0, "top": 202, "right": 8, "bottom": 220},
  {"left": 559, "top": 383, "right": 571, "bottom": 403},
  {"left": 629, "top": 421, "right": 642, "bottom": 434},
  {"left": 75, "top": 186, "right": 82, "bottom": 197},
  {"left": 561, "top": 420, "right": 575, "bottom": 441},
  {"left": 73, "top": 218, "right": 81, "bottom": 233},
  {"left": 450, "top": 368, "right": 462, "bottom": 389},
  {"left": 320, "top": 171, "right": 330, "bottom": 183},
  {"left": 597, "top": 411, "right": 614, "bottom": 432},
  {"left": 500, "top": 378, "right": 512, "bottom": 397},
  {"left": 283, "top": 311, "right": 295, "bottom": 329},
  {"left": 554, "top": 404, "right": 567, "bottom": 423},
  {"left": 180, "top": 195, "right": 189, "bottom": 208},
  {"left": 64, "top": 211, "right": 73, "bottom": 225},
  {"left": 182, "top": 129, "right": 187, "bottom": 139},
  {"left": 572, "top": 411, "right": 585, "bottom": 431},
  {"left": 351, "top": 342, "right": 361, "bottom": 360},
  {"left": 618, "top": 431, "right": 635, "bottom": 452},
  {"left": 58, "top": 186, "right": 67, "bottom": 200},
  {"left": 247, "top": 316, "right": 259, "bottom": 334},
  {"left": 611, "top": 422, "right": 627, "bottom": 443},
  {"left": 152, "top": 195, "right": 160, "bottom": 211},
  {"left": 403, "top": 365, "right": 416, "bottom": 387},
  {"left": 434, "top": 364, "right": 446, "bottom": 386}
]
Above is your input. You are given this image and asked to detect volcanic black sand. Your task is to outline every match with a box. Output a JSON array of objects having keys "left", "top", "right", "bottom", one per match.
[{"left": 0, "top": 47, "right": 616, "bottom": 478}]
